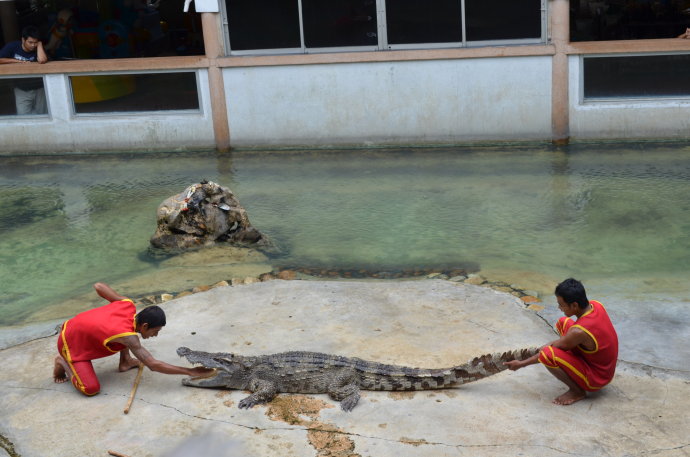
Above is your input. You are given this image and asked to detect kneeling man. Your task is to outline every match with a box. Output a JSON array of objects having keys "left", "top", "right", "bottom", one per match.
[
  {"left": 54, "top": 282, "right": 212, "bottom": 395},
  {"left": 504, "top": 278, "right": 618, "bottom": 405}
]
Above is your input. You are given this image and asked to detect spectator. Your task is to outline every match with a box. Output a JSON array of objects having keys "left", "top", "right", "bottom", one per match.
[{"left": 0, "top": 25, "right": 49, "bottom": 115}]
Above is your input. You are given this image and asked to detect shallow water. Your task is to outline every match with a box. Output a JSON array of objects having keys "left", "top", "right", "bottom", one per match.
[{"left": 1, "top": 145, "right": 689, "bottom": 335}]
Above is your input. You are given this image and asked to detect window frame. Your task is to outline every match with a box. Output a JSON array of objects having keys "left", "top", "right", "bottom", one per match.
[
  {"left": 221, "top": 0, "right": 547, "bottom": 56},
  {"left": 580, "top": 52, "right": 690, "bottom": 104},
  {"left": 66, "top": 70, "right": 203, "bottom": 117}
]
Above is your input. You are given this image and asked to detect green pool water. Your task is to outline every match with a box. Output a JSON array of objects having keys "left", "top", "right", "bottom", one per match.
[{"left": 1, "top": 144, "right": 689, "bottom": 331}]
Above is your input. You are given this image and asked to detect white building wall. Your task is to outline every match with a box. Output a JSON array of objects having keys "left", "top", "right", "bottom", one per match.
[
  {"left": 0, "top": 70, "right": 215, "bottom": 154},
  {"left": 223, "top": 56, "right": 553, "bottom": 147},
  {"left": 6, "top": 53, "right": 690, "bottom": 152},
  {"left": 568, "top": 55, "right": 690, "bottom": 140}
]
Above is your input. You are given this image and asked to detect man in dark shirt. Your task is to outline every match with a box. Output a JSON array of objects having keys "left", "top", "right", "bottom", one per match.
[{"left": 0, "top": 25, "right": 48, "bottom": 115}]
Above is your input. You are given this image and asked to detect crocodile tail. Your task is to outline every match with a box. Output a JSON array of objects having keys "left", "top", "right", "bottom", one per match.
[{"left": 450, "top": 346, "right": 540, "bottom": 385}]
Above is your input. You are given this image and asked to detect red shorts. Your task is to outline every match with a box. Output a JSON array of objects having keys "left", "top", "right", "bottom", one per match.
[
  {"left": 57, "top": 333, "right": 101, "bottom": 396},
  {"left": 538, "top": 317, "right": 606, "bottom": 392}
]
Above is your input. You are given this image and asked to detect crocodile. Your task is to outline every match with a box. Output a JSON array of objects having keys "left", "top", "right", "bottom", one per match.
[{"left": 177, "top": 346, "right": 539, "bottom": 411}]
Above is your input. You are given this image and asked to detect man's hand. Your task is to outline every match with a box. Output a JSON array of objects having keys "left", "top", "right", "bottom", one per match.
[
  {"left": 503, "top": 359, "right": 526, "bottom": 371},
  {"left": 186, "top": 367, "right": 216, "bottom": 378},
  {"left": 504, "top": 352, "right": 540, "bottom": 371}
]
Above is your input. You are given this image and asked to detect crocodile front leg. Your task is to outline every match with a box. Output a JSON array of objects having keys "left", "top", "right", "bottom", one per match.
[{"left": 238, "top": 377, "right": 278, "bottom": 409}]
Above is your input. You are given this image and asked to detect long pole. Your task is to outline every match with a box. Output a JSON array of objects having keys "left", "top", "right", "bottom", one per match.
[{"left": 123, "top": 363, "right": 144, "bottom": 414}]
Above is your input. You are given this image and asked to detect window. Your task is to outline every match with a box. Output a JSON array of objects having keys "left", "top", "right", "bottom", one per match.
[
  {"left": 302, "top": 0, "right": 378, "bottom": 48},
  {"left": 0, "top": 77, "right": 48, "bottom": 117},
  {"left": 0, "top": 1, "right": 204, "bottom": 59},
  {"left": 571, "top": 0, "right": 689, "bottom": 41},
  {"left": 465, "top": 0, "right": 542, "bottom": 42},
  {"left": 223, "top": 0, "right": 546, "bottom": 54},
  {"left": 69, "top": 72, "right": 199, "bottom": 114},
  {"left": 583, "top": 54, "right": 690, "bottom": 99},
  {"left": 226, "top": 0, "right": 301, "bottom": 51},
  {"left": 385, "top": 0, "right": 462, "bottom": 45}
]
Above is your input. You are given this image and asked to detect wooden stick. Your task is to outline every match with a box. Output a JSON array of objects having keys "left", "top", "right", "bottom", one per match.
[
  {"left": 108, "top": 451, "right": 131, "bottom": 457},
  {"left": 123, "top": 363, "right": 144, "bottom": 414}
]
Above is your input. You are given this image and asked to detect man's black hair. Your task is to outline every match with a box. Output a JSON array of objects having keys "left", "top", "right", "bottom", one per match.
[
  {"left": 136, "top": 305, "right": 166, "bottom": 328},
  {"left": 555, "top": 278, "right": 589, "bottom": 309},
  {"left": 21, "top": 26, "right": 41, "bottom": 40}
]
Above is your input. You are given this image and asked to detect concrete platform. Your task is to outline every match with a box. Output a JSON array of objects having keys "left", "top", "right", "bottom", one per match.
[{"left": 1, "top": 280, "right": 688, "bottom": 457}]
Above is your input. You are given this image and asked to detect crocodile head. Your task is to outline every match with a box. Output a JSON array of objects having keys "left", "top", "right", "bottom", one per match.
[{"left": 177, "top": 346, "right": 249, "bottom": 389}]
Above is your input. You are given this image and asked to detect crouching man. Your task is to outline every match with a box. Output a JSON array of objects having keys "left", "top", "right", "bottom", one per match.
[
  {"left": 504, "top": 278, "right": 618, "bottom": 405},
  {"left": 53, "top": 282, "right": 212, "bottom": 395}
]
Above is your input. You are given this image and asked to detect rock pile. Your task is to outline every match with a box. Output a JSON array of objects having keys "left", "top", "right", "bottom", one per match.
[{"left": 150, "top": 180, "right": 270, "bottom": 253}]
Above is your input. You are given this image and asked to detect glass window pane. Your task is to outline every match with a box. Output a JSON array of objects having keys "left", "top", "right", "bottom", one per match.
[
  {"left": 70, "top": 72, "right": 199, "bottom": 114},
  {"left": 302, "top": 0, "right": 378, "bottom": 48},
  {"left": 584, "top": 54, "right": 690, "bottom": 99},
  {"left": 0, "top": 77, "right": 47, "bottom": 116},
  {"left": 226, "top": 0, "right": 301, "bottom": 51},
  {"left": 465, "top": 0, "right": 542, "bottom": 41},
  {"left": 571, "top": 0, "right": 688, "bottom": 42},
  {"left": 385, "top": 0, "right": 462, "bottom": 45}
]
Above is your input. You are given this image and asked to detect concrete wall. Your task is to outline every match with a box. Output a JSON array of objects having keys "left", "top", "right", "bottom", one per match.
[
  {"left": 0, "top": 70, "right": 215, "bottom": 154},
  {"left": 568, "top": 55, "right": 690, "bottom": 140},
  {"left": 223, "top": 56, "right": 553, "bottom": 147},
  {"left": 4, "top": 52, "right": 690, "bottom": 153}
]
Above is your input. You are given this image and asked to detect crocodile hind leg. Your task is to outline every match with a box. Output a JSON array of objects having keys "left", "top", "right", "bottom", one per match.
[
  {"left": 238, "top": 378, "right": 278, "bottom": 409},
  {"left": 329, "top": 383, "right": 361, "bottom": 411},
  {"left": 326, "top": 368, "right": 361, "bottom": 411}
]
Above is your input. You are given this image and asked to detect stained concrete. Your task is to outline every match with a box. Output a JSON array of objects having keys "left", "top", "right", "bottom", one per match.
[{"left": 0, "top": 280, "right": 688, "bottom": 457}]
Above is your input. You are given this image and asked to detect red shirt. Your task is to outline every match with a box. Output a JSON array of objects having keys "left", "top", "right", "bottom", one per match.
[
  {"left": 571, "top": 300, "right": 619, "bottom": 386},
  {"left": 60, "top": 300, "right": 137, "bottom": 362}
]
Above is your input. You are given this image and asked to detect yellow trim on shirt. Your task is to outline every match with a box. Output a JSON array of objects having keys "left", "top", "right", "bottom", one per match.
[
  {"left": 572, "top": 301, "right": 600, "bottom": 354},
  {"left": 103, "top": 332, "right": 138, "bottom": 352},
  {"left": 573, "top": 324, "right": 599, "bottom": 354},
  {"left": 580, "top": 306, "right": 594, "bottom": 318},
  {"left": 102, "top": 298, "right": 137, "bottom": 352}
]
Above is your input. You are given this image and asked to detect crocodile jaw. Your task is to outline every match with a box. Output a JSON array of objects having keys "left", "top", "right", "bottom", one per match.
[{"left": 177, "top": 346, "right": 244, "bottom": 388}]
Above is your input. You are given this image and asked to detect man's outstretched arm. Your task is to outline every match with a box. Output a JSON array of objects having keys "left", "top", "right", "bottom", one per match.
[
  {"left": 116, "top": 335, "right": 213, "bottom": 377},
  {"left": 504, "top": 352, "right": 540, "bottom": 370},
  {"left": 504, "top": 328, "right": 591, "bottom": 371}
]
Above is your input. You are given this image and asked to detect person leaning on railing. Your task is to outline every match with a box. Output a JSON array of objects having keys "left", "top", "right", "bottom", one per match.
[{"left": 0, "top": 25, "right": 48, "bottom": 115}]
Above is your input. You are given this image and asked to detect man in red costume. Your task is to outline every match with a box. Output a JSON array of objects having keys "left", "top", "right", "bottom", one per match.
[
  {"left": 53, "top": 282, "right": 212, "bottom": 395},
  {"left": 504, "top": 278, "right": 618, "bottom": 405}
]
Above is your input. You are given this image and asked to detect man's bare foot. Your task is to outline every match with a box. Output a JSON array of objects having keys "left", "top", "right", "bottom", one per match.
[
  {"left": 53, "top": 356, "right": 70, "bottom": 383},
  {"left": 119, "top": 358, "right": 141, "bottom": 372},
  {"left": 553, "top": 389, "right": 586, "bottom": 405}
]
